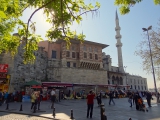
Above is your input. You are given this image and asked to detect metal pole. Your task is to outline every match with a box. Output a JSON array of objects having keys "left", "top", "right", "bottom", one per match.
[
  {"left": 147, "top": 30, "right": 158, "bottom": 103},
  {"left": 124, "top": 66, "right": 127, "bottom": 89}
]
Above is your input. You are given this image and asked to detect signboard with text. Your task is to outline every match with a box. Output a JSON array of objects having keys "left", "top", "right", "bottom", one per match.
[
  {"left": 0, "top": 64, "right": 8, "bottom": 73},
  {"left": 0, "top": 73, "right": 7, "bottom": 79}
]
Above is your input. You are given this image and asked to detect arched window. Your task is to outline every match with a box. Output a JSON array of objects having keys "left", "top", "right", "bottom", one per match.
[
  {"left": 108, "top": 80, "right": 110, "bottom": 84},
  {"left": 112, "top": 76, "right": 115, "bottom": 84},
  {"left": 116, "top": 76, "right": 119, "bottom": 84},
  {"left": 120, "top": 77, "right": 123, "bottom": 85}
]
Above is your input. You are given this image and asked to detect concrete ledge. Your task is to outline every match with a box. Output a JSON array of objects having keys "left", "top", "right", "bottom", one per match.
[{"left": 0, "top": 110, "right": 56, "bottom": 120}]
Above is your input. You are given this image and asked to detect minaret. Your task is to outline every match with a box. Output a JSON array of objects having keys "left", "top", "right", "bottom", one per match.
[{"left": 115, "top": 10, "right": 124, "bottom": 73}]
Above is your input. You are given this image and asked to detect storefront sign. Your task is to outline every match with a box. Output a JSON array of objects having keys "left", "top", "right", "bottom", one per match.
[
  {"left": 0, "top": 64, "right": 8, "bottom": 73},
  {"left": 0, "top": 73, "right": 7, "bottom": 78},
  {"left": 3, "top": 84, "right": 8, "bottom": 92}
]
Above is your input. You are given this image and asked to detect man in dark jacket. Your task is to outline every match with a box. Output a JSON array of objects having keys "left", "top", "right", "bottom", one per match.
[
  {"left": 146, "top": 92, "right": 152, "bottom": 107},
  {"left": 109, "top": 91, "right": 115, "bottom": 105},
  {"left": 134, "top": 93, "right": 141, "bottom": 110},
  {"left": 0, "top": 92, "right": 2, "bottom": 106}
]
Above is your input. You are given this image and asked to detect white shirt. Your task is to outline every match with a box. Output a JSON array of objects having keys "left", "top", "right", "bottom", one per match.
[{"left": 51, "top": 90, "right": 55, "bottom": 96}]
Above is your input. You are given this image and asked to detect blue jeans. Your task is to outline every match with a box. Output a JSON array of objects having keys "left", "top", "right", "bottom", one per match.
[{"left": 109, "top": 98, "right": 115, "bottom": 105}]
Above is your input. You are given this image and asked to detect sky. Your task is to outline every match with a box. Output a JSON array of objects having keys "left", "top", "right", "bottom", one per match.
[{"left": 19, "top": 0, "right": 160, "bottom": 89}]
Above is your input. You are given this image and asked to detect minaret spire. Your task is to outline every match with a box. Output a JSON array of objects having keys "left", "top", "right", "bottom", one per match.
[
  {"left": 115, "top": 10, "right": 124, "bottom": 73},
  {"left": 116, "top": 9, "right": 119, "bottom": 20}
]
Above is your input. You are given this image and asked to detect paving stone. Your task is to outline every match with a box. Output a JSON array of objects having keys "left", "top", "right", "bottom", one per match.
[{"left": 0, "top": 97, "right": 159, "bottom": 120}]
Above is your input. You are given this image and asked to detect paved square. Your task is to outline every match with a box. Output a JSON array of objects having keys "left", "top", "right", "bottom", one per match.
[{"left": 0, "top": 97, "right": 160, "bottom": 120}]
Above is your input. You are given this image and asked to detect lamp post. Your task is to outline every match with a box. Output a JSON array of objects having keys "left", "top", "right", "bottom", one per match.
[
  {"left": 124, "top": 66, "right": 127, "bottom": 84},
  {"left": 124, "top": 66, "right": 128, "bottom": 90},
  {"left": 142, "top": 26, "right": 158, "bottom": 103}
]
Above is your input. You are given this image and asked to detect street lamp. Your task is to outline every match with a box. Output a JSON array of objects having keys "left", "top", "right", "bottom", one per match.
[
  {"left": 124, "top": 66, "right": 127, "bottom": 84},
  {"left": 142, "top": 26, "right": 158, "bottom": 102}
]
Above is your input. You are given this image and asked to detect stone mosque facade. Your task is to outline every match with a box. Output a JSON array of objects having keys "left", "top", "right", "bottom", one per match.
[{"left": 0, "top": 11, "right": 148, "bottom": 92}]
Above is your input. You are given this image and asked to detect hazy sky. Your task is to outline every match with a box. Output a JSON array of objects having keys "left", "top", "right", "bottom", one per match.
[{"left": 19, "top": 0, "right": 160, "bottom": 88}]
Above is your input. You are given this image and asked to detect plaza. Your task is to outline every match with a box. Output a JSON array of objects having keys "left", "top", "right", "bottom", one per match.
[{"left": 0, "top": 97, "right": 159, "bottom": 120}]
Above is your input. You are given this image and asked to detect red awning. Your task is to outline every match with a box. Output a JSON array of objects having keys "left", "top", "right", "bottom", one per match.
[
  {"left": 73, "top": 83, "right": 95, "bottom": 86},
  {"left": 42, "top": 82, "right": 73, "bottom": 87},
  {"left": 31, "top": 85, "right": 42, "bottom": 89}
]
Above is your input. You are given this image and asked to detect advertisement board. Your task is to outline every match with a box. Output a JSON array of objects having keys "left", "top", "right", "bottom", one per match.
[
  {"left": 0, "top": 73, "right": 7, "bottom": 79},
  {"left": 0, "top": 64, "right": 8, "bottom": 73}
]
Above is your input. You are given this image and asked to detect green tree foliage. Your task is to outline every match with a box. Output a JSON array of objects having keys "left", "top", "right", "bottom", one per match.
[
  {"left": 0, "top": 0, "right": 100, "bottom": 63},
  {"left": 135, "top": 20, "right": 160, "bottom": 80},
  {"left": 115, "top": 0, "right": 160, "bottom": 14}
]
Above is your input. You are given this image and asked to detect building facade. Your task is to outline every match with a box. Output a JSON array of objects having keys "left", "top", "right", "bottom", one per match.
[
  {"left": 127, "top": 74, "right": 148, "bottom": 91},
  {"left": 0, "top": 10, "right": 149, "bottom": 92},
  {"left": 39, "top": 39, "right": 108, "bottom": 86}
]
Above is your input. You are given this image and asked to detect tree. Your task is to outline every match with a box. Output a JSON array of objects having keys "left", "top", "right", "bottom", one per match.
[
  {"left": 114, "top": 0, "right": 160, "bottom": 14},
  {"left": 135, "top": 20, "right": 160, "bottom": 80},
  {"left": 2, "top": 0, "right": 159, "bottom": 64},
  {"left": 0, "top": 0, "right": 100, "bottom": 63}
]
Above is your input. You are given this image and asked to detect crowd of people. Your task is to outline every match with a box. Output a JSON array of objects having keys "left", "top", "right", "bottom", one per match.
[
  {"left": 0, "top": 91, "right": 24, "bottom": 106},
  {"left": 127, "top": 91, "right": 153, "bottom": 111},
  {"left": 0, "top": 89, "right": 159, "bottom": 119},
  {"left": 86, "top": 90, "right": 160, "bottom": 119}
]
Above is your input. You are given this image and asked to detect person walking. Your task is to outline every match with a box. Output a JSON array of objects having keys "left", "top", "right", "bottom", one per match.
[
  {"left": 128, "top": 94, "right": 133, "bottom": 107},
  {"left": 132, "top": 92, "right": 135, "bottom": 105},
  {"left": 135, "top": 93, "right": 141, "bottom": 110},
  {"left": 96, "top": 92, "right": 102, "bottom": 107},
  {"left": 37, "top": 92, "right": 41, "bottom": 110},
  {"left": 146, "top": 92, "right": 152, "bottom": 107},
  {"left": 86, "top": 90, "right": 95, "bottom": 119},
  {"left": 4, "top": 92, "right": 8, "bottom": 104},
  {"left": 0, "top": 92, "right": 2, "bottom": 106},
  {"left": 109, "top": 91, "right": 115, "bottom": 105},
  {"left": 51, "top": 88, "right": 56, "bottom": 109},
  {"left": 30, "top": 91, "right": 37, "bottom": 112}
]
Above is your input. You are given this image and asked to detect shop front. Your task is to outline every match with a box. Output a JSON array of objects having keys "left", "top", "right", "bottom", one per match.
[
  {"left": 41, "top": 82, "right": 73, "bottom": 100},
  {"left": 0, "top": 64, "right": 9, "bottom": 92}
]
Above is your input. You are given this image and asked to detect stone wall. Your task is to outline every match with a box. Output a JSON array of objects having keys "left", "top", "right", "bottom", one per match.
[
  {"left": 60, "top": 67, "right": 108, "bottom": 85},
  {"left": 0, "top": 44, "right": 48, "bottom": 92}
]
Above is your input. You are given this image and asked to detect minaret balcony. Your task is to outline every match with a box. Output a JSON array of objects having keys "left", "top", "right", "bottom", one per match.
[
  {"left": 115, "top": 27, "right": 121, "bottom": 31},
  {"left": 115, "top": 35, "right": 122, "bottom": 39},
  {"left": 116, "top": 43, "right": 122, "bottom": 47}
]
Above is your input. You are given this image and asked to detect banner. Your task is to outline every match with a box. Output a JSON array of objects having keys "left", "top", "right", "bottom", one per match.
[
  {"left": 3, "top": 84, "right": 9, "bottom": 92},
  {"left": 0, "top": 64, "right": 8, "bottom": 73},
  {"left": 0, "top": 73, "right": 7, "bottom": 78}
]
